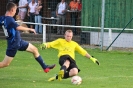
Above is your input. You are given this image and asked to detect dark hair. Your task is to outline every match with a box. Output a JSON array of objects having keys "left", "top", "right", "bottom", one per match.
[{"left": 6, "top": 2, "right": 16, "bottom": 11}]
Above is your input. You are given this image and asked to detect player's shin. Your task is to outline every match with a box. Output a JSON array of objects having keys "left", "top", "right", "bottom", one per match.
[
  {"left": 35, "top": 55, "right": 56, "bottom": 73},
  {"left": 60, "top": 65, "right": 67, "bottom": 72},
  {"left": 35, "top": 55, "right": 47, "bottom": 69}
]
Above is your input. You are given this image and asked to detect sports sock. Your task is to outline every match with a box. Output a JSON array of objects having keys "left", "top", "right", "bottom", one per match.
[
  {"left": 35, "top": 55, "right": 47, "bottom": 69},
  {"left": 56, "top": 75, "right": 58, "bottom": 79},
  {"left": 63, "top": 72, "right": 69, "bottom": 79},
  {"left": 60, "top": 65, "right": 67, "bottom": 72},
  {"left": 56, "top": 72, "right": 69, "bottom": 79}
]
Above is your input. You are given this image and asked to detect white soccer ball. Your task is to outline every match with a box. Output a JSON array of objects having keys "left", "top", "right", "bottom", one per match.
[{"left": 71, "top": 76, "right": 82, "bottom": 85}]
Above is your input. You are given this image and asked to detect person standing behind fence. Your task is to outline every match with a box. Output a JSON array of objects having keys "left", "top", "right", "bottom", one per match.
[
  {"left": 27, "top": 0, "right": 37, "bottom": 3},
  {"left": 34, "top": 0, "right": 43, "bottom": 34},
  {"left": 77, "top": 0, "right": 82, "bottom": 20},
  {"left": 48, "top": 0, "right": 60, "bottom": 33},
  {"left": 77, "top": 0, "right": 82, "bottom": 11},
  {"left": 69, "top": 0, "right": 78, "bottom": 35},
  {"left": 18, "top": 0, "right": 28, "bottom": 21},
  {"left": 48, "top": 0, "right": 60, "bottom": 24},
  {"left": 28, "top": 0, "right": 37, "bottom": 29},
  {"left": 56, "top": 0, "right": 68, "bottom": 35}
]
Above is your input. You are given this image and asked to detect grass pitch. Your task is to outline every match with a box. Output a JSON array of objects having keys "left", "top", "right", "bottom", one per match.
[{"left": 0, "top": 40, "right": 133, "bottom": 88}]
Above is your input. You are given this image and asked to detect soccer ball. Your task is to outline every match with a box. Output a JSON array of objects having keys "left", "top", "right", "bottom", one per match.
[{"left": 71, "top": 76, "right": 82, "bottom": 85}]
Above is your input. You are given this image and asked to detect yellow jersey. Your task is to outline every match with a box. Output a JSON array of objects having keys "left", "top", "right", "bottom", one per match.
[{"left": 47, "top": 38, "right": 87, "bottom": 60}]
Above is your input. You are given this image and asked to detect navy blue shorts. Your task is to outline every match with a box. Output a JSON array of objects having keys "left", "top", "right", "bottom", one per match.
[
  {"left": 59, "top": 55, "right": 80, "bottom": 72},
  {"left": 6, "top": 40, "right": 29, "bottom": 57}
]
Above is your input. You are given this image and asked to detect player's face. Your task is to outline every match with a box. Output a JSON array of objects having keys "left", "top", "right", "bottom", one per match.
[
  {"left": 65, "top": 32, "right": 73, "bottom": 42},
  {"left": 12, "top": 6, "right": 17, "bottom": 16}
]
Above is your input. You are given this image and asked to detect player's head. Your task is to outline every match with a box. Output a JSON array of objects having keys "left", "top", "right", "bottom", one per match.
[
  {"left": 6, "top": 2, "right": 17, "bottom": 16},
  {"left": 64, "top": 30, "right": 73, "bottom": 42}
]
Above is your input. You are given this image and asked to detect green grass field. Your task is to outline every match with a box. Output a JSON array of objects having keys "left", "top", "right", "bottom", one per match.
[{"left": 0, "top": 40, "right": 133, "bottom": 88}]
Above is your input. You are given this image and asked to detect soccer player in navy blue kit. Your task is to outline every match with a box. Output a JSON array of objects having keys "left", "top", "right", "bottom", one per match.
[{"left": 0, "top": 2, "right": 55, "bottom": 73}]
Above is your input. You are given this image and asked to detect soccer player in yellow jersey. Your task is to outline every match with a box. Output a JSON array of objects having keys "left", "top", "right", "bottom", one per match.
[{"left": 40, "top": 30, "right": 100, "bottom": 81}]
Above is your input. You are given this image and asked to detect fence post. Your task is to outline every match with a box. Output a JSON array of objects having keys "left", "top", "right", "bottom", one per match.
[
  {"left": 100, "top": 0, "right": 105, "bottom": 51},
  {"left": 42, "top": 24, "right": 46, "bottom": 43},
  {"left": 108, "top": 29, "right": 112, "bottom": 51}
]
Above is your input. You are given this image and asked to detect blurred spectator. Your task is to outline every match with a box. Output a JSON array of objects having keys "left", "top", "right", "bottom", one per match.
[
  {"left": 27, "top": 0, "right": 38, "bottom": 3},
  {"left": 8, "top": 0, "right": 19, "bottom": 4},
  {"left": 56, "top": 0, "right": 68, "bottom": 35},
  {"left": 34, "top": 0, "right": 43, "bottom": 34},
  {"left": 18, "top": 0, "right": 28, "bottom": 21},
  {"left": 77, "top": 0, "right": 82, "bottom": 11},
  {"left": 28, "top": 0, "right": 37, "bottom": 29},
  {"left": 69, "top": 0, "right": 78, "bottom": 35},
  {"left": 48, "top": 0, "right": 60, "bottom": 24},
  {"left": 48, "top": 0, "right": 60, "bottom": 33},
  {"left": 77, "top": 0, "right": 82, "bottom": 20}
]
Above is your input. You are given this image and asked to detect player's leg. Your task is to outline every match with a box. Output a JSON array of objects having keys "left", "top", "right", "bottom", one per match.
[
  {"left": 68, "top": 68, "right": 78, "bottom": 77},
  {"left": 0, "top": 55, "right": 13, "bottom": 68},
  {"left": 18, "top": 40, "right": 55, "bottom": 73},
  {"left": 0, "top": 47, "right": 17, "bottom": 68},
  {"left": 58, "top": 59, "right": 70, "bottom": 81},
  {"left": 48, "top": 55, "right": 70, "bottom": 81},
  {"left": 26, "top": 43, "right": 55, "bottom": 73},
  {"left": 48, "top": 67, "right": 79, "bottom": 81},
  {"left": 59, "top": 57, "right": 80, "bottom": 80},
  {"left": 62, "top": 61, "right": 79, "bottom": 79},
  {"left": 57, "top": 55, "right": 71, "bottom": 81}
]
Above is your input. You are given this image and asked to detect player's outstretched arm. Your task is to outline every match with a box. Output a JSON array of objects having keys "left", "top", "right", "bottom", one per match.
[
  {"left": 85, "top": 53, "right": 100, "bottom": 65},
  {"left": 17, "top": 26, "right": 36, "bottom": 34}
]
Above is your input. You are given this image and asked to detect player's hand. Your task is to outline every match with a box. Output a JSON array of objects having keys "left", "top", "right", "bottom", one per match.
[
  {"left": 40, "top": 43, "right": 47, "bottom": 50},
  {"left": 90, "top": 57, "right": 100, "bottom": 65},
  {"left": 29, "top": 28, "right": 36, "bottom": 34}
]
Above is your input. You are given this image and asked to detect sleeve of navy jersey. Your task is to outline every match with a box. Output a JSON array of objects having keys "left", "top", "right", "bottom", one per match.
[
  {"left": 1, "top": 16, "right": 20, "bottom": 41},
  {"left": 6, "top": 17, "right": 19, "bottom": 29}
]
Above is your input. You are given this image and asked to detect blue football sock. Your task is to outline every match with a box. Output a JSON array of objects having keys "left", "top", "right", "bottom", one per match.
[{"left": 35, "top": 55, "right": 47, "bottom": 69}]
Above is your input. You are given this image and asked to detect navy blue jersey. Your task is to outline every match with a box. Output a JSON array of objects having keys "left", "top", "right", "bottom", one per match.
[
  {"left": 0, "top": 16, "right": 21, "bottom": 49},
  {"left": 0, "top": 16, "right": 29, "bottom": 57}
]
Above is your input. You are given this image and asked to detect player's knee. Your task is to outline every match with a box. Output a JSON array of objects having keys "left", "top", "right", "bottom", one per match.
[
  {"left": 33, "top": 47, "right": 38, "bottom": 53},
  {"left": 73, "top": 71, "right": 78, "bottom": 76},
  {"left": 5, "top": 64, "right": 10, "bottom": 67},
  {"left": 3, "top": 63, "right": 10, "bottom": 67},
  {"left": 71, "top": 68, "right": 78, "bottom": 76}
]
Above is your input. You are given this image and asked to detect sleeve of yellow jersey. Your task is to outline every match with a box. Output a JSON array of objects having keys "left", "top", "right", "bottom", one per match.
[
  {"left": 75, "top": 43, "right": 88, "bottom": 56},
  {"left": 46, "top": 39, "right": 60, "bottom": 49}
]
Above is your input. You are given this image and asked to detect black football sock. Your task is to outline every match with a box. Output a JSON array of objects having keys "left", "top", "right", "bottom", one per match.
[
  {"left": 60, "top": 65, "right": 67, "bottom": 72},
  {"left": 35, "top": 55, "right": 47, "bottom": 69},
  {"left": 63, "top": 72, "right": 69, "bottom": 79},
  {"left": 56, "top": 75, "right": 58, "bottom": 79}
]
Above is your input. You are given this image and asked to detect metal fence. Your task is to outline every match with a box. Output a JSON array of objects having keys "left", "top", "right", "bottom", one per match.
[{"left": 17, "top": 21, "right": 133, "bottom": 51}]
